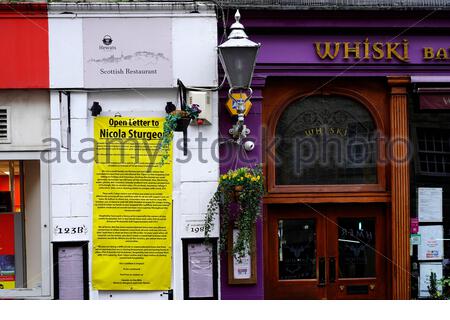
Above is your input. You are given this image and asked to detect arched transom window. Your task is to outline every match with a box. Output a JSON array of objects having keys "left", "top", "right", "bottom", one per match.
[{"left": 275, "top": 95, "right": 378, "bottom": 185}]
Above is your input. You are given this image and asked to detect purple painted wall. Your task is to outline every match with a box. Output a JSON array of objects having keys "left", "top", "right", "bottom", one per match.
[
  {"left": 219, "top": 83, "right": 264, "bottom": 300},
  {"left": 218, "top": 9, "right": 450, "bottom": 300},
  {"left": 242, "top": 10, "right": 450, "bottom": 29},
  {"left": 253, "top": 35, "right": 450, "bottom": 65}
]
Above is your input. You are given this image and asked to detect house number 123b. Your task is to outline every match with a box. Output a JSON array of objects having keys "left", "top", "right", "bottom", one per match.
[{"left": 55, "top": 226, "right": 86, "bottom": 234}]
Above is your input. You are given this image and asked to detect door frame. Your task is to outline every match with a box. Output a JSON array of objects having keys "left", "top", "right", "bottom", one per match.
[
  {"left": 262, "top": 77, "right": 411, "bottom": 299},
  {"left": 265, "top": 204, "right": 327, "bottom": 299},
  {"left": 265, "top": 203, "right": 388, "bottom": 300},
  {"left": 325, "top": 205, "right": 387, "bottom": 300}
]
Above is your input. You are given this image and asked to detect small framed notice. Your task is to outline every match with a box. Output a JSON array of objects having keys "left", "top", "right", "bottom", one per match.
[
  {"left": 228, "top": 227, "right": 257, "bottom": 285},
  {"left": 418, "top": 225, "right": 444, "bottom": 260},
  {"left": 182, "top": 238, "right": 218, "bottom": 300},
  {"left": 419, "top": 262, "right": 443, "bottom": 298},
  {"left": 418, "top": 187, "right": 443, "bottom": 222},
  {"left": 53, "top": 241, "right": 89, "bottom": 300}
]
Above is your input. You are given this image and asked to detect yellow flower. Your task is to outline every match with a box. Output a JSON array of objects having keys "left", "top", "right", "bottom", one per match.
[{"left": 256, "top": 176, "right": 260, "bottom": 180}]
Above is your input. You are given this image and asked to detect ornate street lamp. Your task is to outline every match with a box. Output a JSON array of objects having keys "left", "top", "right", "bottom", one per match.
[{"left": 218, "top": 10, "right": 261, "bottom": 144}]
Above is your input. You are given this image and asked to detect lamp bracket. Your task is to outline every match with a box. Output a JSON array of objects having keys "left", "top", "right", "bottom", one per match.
[
  {"left": 228, "top": 87, "right": 253, "bottom": 104},
  {"left": 229, "top": 123, "right": 250, "bottom": 145}
]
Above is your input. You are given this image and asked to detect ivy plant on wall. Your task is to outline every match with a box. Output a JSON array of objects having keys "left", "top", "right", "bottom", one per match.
[{"left": 204, "top": 165, "right": 264, "bottom": 258}]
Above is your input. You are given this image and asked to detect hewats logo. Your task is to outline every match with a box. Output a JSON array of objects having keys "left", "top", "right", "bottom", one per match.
[{"left": 102, "top": 35, "right": 113, "bottom": 46}]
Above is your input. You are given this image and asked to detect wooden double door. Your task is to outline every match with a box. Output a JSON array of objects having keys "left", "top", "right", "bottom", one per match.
[{"left": 265, "top": 204, "right": 387, "bottom": 299}]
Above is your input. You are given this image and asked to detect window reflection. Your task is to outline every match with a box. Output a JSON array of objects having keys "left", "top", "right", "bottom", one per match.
[
  {"left": 275, "top": 95, "right": 378, "bottom": 185},
  {"left": 338, "top": 218, "right": 376, "bottom": 278},
  {"left": 278, "top": 219, "right": 316, "bottom": 280}
]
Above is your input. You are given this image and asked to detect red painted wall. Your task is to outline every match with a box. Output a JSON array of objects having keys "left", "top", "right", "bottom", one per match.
[{"left": 0, "top": 4, "right": 48, "bottom": 88}]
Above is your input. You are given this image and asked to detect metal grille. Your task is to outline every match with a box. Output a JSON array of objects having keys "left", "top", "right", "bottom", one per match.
[
  {"left": 0, "top": 107, "right": 10, "bottom": 143},
  {"left": 417, "top": 127, "right": 450, "bottom": 176}
]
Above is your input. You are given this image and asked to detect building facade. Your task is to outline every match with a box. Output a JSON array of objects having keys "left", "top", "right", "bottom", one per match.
[
  {"left": 1, "top": 0, "right": 450, "bottom": 300},
  {"left": 0, "top": 2, "right": 219, "bottom": 300},
  {"left": 218, "top": 2, "right": 450, "bottom": 300}
]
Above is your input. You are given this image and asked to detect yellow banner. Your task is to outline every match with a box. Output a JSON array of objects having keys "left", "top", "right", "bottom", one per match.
[{"left": 92, "top": 117, "right": 172, "bottom": 290}]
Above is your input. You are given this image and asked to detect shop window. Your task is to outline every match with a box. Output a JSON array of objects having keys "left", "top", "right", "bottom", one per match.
[
  {"left": 415, "top": 127, "right": 450, "bottom": 176},
  {"left": 275, "top": 95, "right": 378, "bottom": 185},
  {"left": 0, "top": 157, "right": 50, "bottom": 298}
]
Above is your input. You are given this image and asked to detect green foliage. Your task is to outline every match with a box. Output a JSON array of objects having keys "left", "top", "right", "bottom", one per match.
[
  {"left": 158, "top": 104, "right": 201, "bottom": 165},
  {"left": 158, "top": 113, "right": 180, "bottom": 165},
  {"left": 427, "top": 272, "right": 450, "bottom": 300},
  {"left": 204, "top": 165, "right": 264, "bottom": 259}
]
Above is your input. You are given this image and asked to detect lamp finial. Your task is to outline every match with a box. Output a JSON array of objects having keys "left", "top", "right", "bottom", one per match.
[{"left": 235, "top": 10, "right": 241, "bottom": 23}]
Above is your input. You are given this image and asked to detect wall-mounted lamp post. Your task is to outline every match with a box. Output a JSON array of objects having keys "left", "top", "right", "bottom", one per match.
[{"left": 218, "top": 10, "right": 260, "bottom": 145}]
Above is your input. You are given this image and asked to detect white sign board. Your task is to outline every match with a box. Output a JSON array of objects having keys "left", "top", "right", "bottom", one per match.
[
  {"left": 418, "top": 187, "right": 443, "bottom": 222},
  {"left": 232, "top": 229, "right": 252, "bottom": 280},
  {"left": 58, "top": 246, "right": 84, "bottom": 300},
  {"left": 419, "top": 262, "right": 443, "bottom": 298},
  {"left": 187, "top": 242, "right": 214, "bottom": 298},
  {"left": 418, "top": 225, "right": 444, "bottom": 260},
  {"left": 52, "top": 217, "right": 90, "bottom": 242},
  {"left": 83, "top": 18, "right": 172, "bottom": 88},
  {"left": 181, "top": 215, "right": 219, "bottom": 238}
]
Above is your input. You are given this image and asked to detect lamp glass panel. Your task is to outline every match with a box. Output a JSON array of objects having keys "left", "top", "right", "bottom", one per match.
[{"left": 219, "top": 46, "right": 258, "bottom": 89}]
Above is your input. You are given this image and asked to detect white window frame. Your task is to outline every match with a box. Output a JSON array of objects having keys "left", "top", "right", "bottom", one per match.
[{"left": 0, "top": 152, "right": 51, "bottom": 299}]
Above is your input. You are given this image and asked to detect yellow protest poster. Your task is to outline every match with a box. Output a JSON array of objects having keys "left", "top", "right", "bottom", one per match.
[{"left": 92, "top": 117, "right": 172, "bottom": 290}]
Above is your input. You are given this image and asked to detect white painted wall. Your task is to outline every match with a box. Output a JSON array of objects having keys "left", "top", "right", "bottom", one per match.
[
  {"left": 49, "top": 18, "right": 84, "bottom": 88},
  {"left": 172, "top": 16, "right": 218, "bottom": 87},
  {"left": 50, "top": 88, "right": 219, "bottom": 300},
  {"left": 49, "top": 9, "right": 217, "bottom": 89},
  {"left": 0, "top": 90, "right": 50, "bottom": 151},
  {"left": 50, "top": 6, "right": 219, "bottom": 299},
  {"left": 48, "top": 4, "right": 219, "bottom": 300}
]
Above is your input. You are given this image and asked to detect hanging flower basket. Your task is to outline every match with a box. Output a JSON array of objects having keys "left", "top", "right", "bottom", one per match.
[
  {"left": 158, "top": 105, "right": 201, "bottom": 165},
  {"left": 204, "top": 165, "right": 264, "bottom": 258},
  {"left": 174, "top": 116, "right": 191, "bottom": 132},
  {"left": 231, "top": 185, "right": 243, "bottom": 202}
]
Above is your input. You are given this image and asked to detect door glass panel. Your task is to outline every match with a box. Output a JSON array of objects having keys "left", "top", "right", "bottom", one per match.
[
  {"left": 278, "top": 219, "right": 316, "bottom": 280},
  {"left": 338, "top": 218, "right": 376, "bottom": 278}
]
